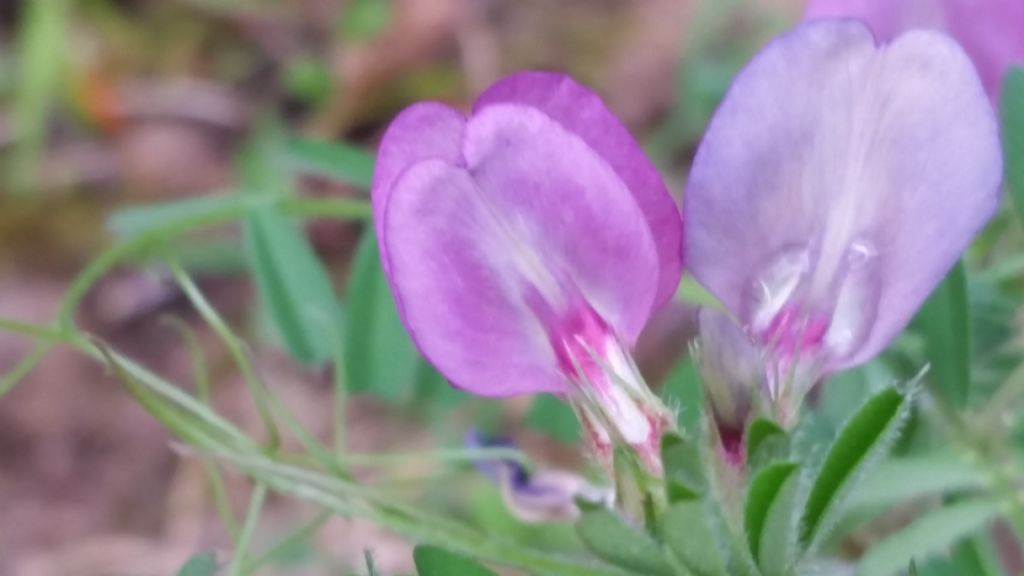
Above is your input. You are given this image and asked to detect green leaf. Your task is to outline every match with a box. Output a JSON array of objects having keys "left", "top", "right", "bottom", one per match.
[
  {"left": 239, "top": 137, "right": 343, "bottom": 365},
  {"left": 847, "top": 454, "right": 988, "bottom": 510},
  {"left": 662, "top": 501, "right": 729, "bottom": 576},
  {"left": 758, "top": 472, "right": 800, "bottom": 576},
  {"left": 177, "top": 551, "right": 218, "bottom": 576},
  {"left": 857, "top": 499, "right": 1003, "bottom": 576},
  {"left": 344, "top": 228, "right": 419, "bottom": 400},
  {"left": 576, "top": 509, "right": 674, "bottom": 576},
  {"left": 661, "top": 431, "right": 706, "bottom": 501},
  {"left": 745, "top": 462, "right": 799, "bottom": 568},
  {"left": 413, "top": 545, "right": 498, "bottom": 576},
  {"left": 746, "top": 418, "right": 789, "bottom": 471},
  {"left": 661, "top": 358, "right": 704, "bottom": 433},
  {"left": 1002, "top": 67, "right": 1024, "bottom": 223},
  {"left": 108, "top": 193, "right": 245, "bottom": 238},
  {"left": 916, "top": 262, "right": 970, "bottom": 408},
  {"left": 526, "top": 394, "right": 581, "bottom": 443},
  {"left": 800, "top": 386, "right": 913, "bottom": 550},
  {"left": 339, "top": 0, "right": 393, "bottom": 41},
  {"left": 951, "top": 536, "right": 1006, "bottom": 576},
  {"left": 284, "top": 137, "right": 375, "bottom": 189},
  {"left": 8, "top": 0, "right": 70, "bottom": 195}
]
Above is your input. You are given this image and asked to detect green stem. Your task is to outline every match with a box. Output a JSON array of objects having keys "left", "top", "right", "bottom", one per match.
[
  {"left": 167, "top": 258, "right": 281, "bottom": 449},
  {"left": 243, "top": 511, "right": 330, "bottom": 573},
  {"left": 227, "top": 482, "right": 268, "bottom": 576}
]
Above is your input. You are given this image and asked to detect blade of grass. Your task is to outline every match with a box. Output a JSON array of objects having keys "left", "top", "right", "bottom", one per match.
[
  {"left": 226, "top": 483, "right": 267, "bottom": 576},
  {"left": 167, "top": 257, "right": 281, "bottom": 449},
  {"left": 161, "top": 316, "right": 239, "bottom": 542}
]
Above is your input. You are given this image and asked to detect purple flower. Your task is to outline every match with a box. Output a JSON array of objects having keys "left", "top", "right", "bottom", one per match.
[
  {"left": 804, "top": 0, "right": 1024, "bottom": 100},
  {"left": 684, "top": 21, "right": 1002, "bottom": 408},
  {"left": 373, "top": 72, "right": 682, "bottom": 471},
  {"left": 465, "top": 430, "right": 612, "bottom": 522}
]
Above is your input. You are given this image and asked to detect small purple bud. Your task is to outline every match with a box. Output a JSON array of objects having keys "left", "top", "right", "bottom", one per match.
[{"left": 465, "top": 430, "right": 613, "bottom": 522}]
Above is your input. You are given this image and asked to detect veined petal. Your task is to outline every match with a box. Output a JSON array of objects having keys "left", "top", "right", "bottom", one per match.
[
  {"left": 685, "top": 21, "right": 1001, "bottom": 370},
  {"left": 384, "top": 106, "right": 659, "bottom": 396},
  {"left": 463, "top": 103, "right": 660, "bottom": 344},
  {"left": 384, "top": 160, "right": 561, "bottom": 396},
  {"left": 372, "top": 102, "right": 466, "bottom": 277},
  {"left": 474, "top": 72, "right": 683, "bottom": 309}
]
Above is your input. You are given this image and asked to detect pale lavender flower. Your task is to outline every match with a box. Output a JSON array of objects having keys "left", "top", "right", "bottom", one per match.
[
  {"left": 684, "top": 21, "right": 1002, "bottom": 412},
  {"left": 373, "top": 72, "right": 682, "bottom": 472},
  {"left": 804, "top": 0, "right": 1024, "bottom": 100}
]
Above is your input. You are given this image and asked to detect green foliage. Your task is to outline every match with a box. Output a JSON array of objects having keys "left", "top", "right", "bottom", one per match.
[
  {"left": 661, "top": 358, "right": 705, "bottom": 434},
  {"left": 745, "top": 461, "right": 798, "bottom": 570},
  {"left": 239, "top": 135, "right": 344, "bottom": 365},
  {"left": 344, "top": 228, "right": 420, "bottom": 400},
  {"left": 857, "top": 499, "right": 1004, "bottom": 576},
  {"left": 916, "top": 262, "right": 971, "bottom": 408},
  {"left": 284, "top": 137, "right": 376, "bottom": 189},
  {"left": 526, "top": 394, "right": 582, "bottom": 443},
  {"left": 1002, "top": 67, "right": 1024, "bottom": 222},
  {"left": 662, "top": 501, "right": 729, "bottom": 576},
  {"left": 413, "top": 545, "right": 498, "bottom": 576},
  {"left": 339, "top": 0, "right": 393, "bottom": 41},
  {"left": 576, "top": 508, "right": 674, "bottom": 575},
  {"left": 800, "top": 386, "right": 912, "bottom": 550},
  {"left": 846, "top": 454, "right": 988, "bottom": 511},
  {"left": 176, "top": 552, "right": 219, "bottom": 576},
  {"left": 746, "top": 418, "right": 789, "bottom": 471},
  {"left": 661, "top": 431, "right": 706, "bottom": 501},
  {"left": 109, "top": 193, "right": 245, "bottom": 239},
  {"left": 9, "top": 0, "right": 70, "bottom": 194}
]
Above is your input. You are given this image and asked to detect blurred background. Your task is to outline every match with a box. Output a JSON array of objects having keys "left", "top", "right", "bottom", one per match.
[{"left": 6, "top": 1, "right": 1019, "bottom": 575}]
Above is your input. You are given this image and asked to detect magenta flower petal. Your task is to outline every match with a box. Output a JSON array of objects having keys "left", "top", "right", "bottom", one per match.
[
  {"left": 804, "top": 0, "right": 1024, "bottom": 100},
  {"left": 380, "top": 90, "right": 662, "bottom": 397},
  {"left": 372, "top": 102, "right": 466, "bottom": 278},
  {"left": 685, "top": 21, "right": 1001, "bottom": 373},
  {"left": 475, "top": 72, "right": 683, "bottom": 309}
]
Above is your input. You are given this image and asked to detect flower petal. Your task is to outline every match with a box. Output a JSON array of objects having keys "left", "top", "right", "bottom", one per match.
[
  {"left": 475, "top": 72, "right": 683, "bottom": 309},
  {"left": 384, "top": 160, "right": 562, "bottom": 396},
  {"left": 463, "top": 103, "right": 660, "bottom": 343},
  {"left": 372, "top": 102, "right": 466, "bottom": 276},
  {"left": 684, "top": 21, "right": 1001, "bottom": 369},
  {"left": 383, "top": 105, "right": 660, "bottom": 396}
]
